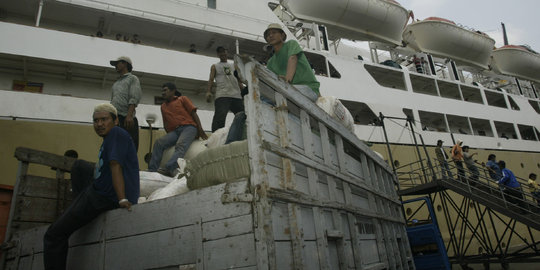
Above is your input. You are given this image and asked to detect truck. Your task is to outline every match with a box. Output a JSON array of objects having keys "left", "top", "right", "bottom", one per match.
[{"left": 1, "top": 57, "right": 414, "bottom": 269}]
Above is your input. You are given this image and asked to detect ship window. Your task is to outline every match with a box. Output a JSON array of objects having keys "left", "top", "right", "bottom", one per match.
[
  {"left": 365, "top": 64, "right": 406, "bottom": 91},
  {"left": 517, "top": 124, "right": 539, "bottom": 141},
  {"left": 437, "top": 80, "right": 461, "bottom": 100},
  {"left": 340, "top": 100, "right": 379, "bottom": 125},
  {"left": 528, "top": 100, "right": 540, "bottom": 114},
  {"left": 207, "top": 0, "right": 216, "bottom": 9},
  {"left": 328, "top": 61, "right": 341, "bottom": 78},
  {"left": 485, "top": 91, "right": 508, "bottom": 108},
  {"left": 304, "top": 52, "right": 328, "bottom": 77},
  {"left": 446, "top": 114, "right": 471, "bottom": 135},
  {"left": 419, "top": 111, "right": 448, "bottom": 132},
  {"left": 410, "top": 74, "right": 437, "bottom": 96},
  {"left": 403, "top": 108, "right": 415, "bottom": 124},
  {"left": 518, "top": 78, "right": 537, "bottom": 98},
  {"left": 508, "top": 96, "right": 520, "bottom": 110},
  {"left": 470, "top": 118, "right": 493, "bottom": 137},
  {"left": 494, "top": 121, "right": 517, "bottom": 139},
  {"left": 460, "top": 85, "right": 483, "bottom": 104}
]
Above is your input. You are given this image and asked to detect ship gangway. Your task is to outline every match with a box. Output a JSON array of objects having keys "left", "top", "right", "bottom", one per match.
[
  {"left": 376, "top": 114, "right": 540, "bottom": 269},
  {"left": 397, "top": 158, "right": 540, "bottom": 269}
]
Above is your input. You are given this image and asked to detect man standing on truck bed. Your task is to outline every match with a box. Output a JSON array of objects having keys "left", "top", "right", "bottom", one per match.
[
  {"left": 109, "top": 56, "right": 142, "bottom": 151},
  {"left": 206, "top": 46, "right": 244, "bottom": 132},
  {"left": 43, "top": 103, "right": 140, "bottom": 270}
]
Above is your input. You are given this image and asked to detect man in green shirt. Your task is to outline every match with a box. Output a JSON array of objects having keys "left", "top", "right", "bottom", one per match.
[{"left": 264, "top": 23, "right": 320, "bottom": 102}]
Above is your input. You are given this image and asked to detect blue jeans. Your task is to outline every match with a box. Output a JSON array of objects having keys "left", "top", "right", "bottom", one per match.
[
  {"left": 212, "top": 97, "right": 244, "bottom": 132},
  {"left": 148, "top": 125, "right": 197, "bottom": 172},
  {"left": 225, "top": 112, "right": 246, "bottom": 144},
  {"left": 43, "top": 175, "right": 117, "bottom": 269}
]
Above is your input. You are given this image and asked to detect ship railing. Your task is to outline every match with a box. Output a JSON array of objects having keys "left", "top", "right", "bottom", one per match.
[{"left": 397, "top": 158, "right": 540, "bottom": 219}]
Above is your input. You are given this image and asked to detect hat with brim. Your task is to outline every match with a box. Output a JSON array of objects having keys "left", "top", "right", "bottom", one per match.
[
  {"left": 264, "top": 23, "right": 287, "bottom": 42},
  {"left": 110, "top": 56, "right": 133, "bottom": 67}
]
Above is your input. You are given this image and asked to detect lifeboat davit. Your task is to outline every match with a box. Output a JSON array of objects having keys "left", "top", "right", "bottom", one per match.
[
  {"left": 491, "top": 45, "right": 540, "bottom": 83},
  {"left": 280, "top": 0, "right": 410, "bottom": 46},
  {"left": 403, "top": 17, "right": 495, "bottom": 69}
]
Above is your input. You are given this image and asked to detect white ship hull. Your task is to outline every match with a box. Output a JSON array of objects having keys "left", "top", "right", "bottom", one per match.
[
  {"left": 403, "top": 18, "right": 495, "bottom": 69},
  {"left": 1, "top": 0, "right": 540, "bottom": 268}
]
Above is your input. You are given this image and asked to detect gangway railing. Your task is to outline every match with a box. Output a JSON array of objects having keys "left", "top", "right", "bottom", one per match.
[{"left": 397, "top": 159, "right": 540, "bottom": 230}]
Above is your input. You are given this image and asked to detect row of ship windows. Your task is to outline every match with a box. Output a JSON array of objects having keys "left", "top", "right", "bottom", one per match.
[
  {"left": 363, "top": 64, "right": 540, "bottom": 114},
  {"left": 339, "top": 100, "right": 539, "bottom": 142}
]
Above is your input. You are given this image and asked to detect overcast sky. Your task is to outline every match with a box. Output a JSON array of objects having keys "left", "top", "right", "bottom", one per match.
[{"left": 398, "top": 0, "right": 540, "bottom": 50}]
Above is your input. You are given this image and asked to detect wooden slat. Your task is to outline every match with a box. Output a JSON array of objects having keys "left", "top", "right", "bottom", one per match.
[
  {"left": 287, "top": 203, "right": 304, "bottom": 269},
  {"left": 14, "top": 147, "right": 77, "bottom": 172},
  {"left": 18, "top": 175, "right": 63, "bottom": 199}
]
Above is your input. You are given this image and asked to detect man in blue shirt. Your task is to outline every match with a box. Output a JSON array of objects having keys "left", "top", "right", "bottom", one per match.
[
  {"left": 44, "top": 103, "right": 139, "bottom": 270},
  {"left": 485, "top": 154, "right": 502, "bottom": 181},
  {"left": 498, "top": 160, "right": 525, "bottom": 209}
]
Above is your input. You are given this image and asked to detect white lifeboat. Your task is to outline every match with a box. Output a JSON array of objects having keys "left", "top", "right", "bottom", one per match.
[
  {"left": 491, "top": 45, "right": 540, "bottom": 83},
  {"left": 280, "top": 0, "right": 410, "bottom": 46},
  {"left": 403, "top": 17, "right": 495, "bottom": 69}
]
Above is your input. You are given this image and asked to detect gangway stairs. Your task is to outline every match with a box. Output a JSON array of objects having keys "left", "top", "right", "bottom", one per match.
[{"left": 396, "top": 159, "right": 540, "bottom": 268}]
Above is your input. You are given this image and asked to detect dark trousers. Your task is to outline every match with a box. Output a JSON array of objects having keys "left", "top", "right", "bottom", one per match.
[
  {"left": 118, "top": 115, "right": 139, "bottom": 151},
  {"left": 504, "top": 187, "right": 525, "bottom": 207},
  {"left": 211, "top": 97, "right": 244, "bottom": 132},
  {"left": 455, "top": 161, "right": 465, "bottom": 182},
  {"left": 43, "top": 161, "right": 117, "bottom": 270}
]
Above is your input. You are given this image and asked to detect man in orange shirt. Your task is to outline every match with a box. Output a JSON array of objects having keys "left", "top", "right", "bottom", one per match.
[
  {"left": 451, "top": 139, "right": 465, "bottom": 182},
  {"left": 148, "top": 83, "right": 207, "bottom": 177}
]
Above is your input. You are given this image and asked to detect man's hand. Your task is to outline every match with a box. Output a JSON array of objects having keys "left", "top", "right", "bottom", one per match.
[
  {"left": 206, "top": 92, "right": 213, "bottom": 103},
  {"left": 124, "top": 116, "right": 135, "bottom": 129},
  {"left": 119, "top": 199, "right": 132, "bottom": 211}
]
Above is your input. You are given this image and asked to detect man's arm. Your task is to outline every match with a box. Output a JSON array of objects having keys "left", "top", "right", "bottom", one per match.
[
  {"left": 206, "top": 65, "right": 216, "bottom": 102},
  {"left": 126, "top": 77, "right": 142, "bottom": 129},
  {"left": 285, "top": 54, "right": 298, "bottom": 83},
  {"left": 124, "top": 104, "right": 136, "bottom": 129},
  {"left": 110, "top": 160, "right": 132, "bottom": 210},
  {"left": 191, "top": 111, "right": 208, "bottom": 140}
]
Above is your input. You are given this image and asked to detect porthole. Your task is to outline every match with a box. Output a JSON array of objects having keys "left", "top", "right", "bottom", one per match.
[
  {"left": 436, "top": 205, "right": 442, "bottom": 212},
  {"left": 394, "top": 160, "right": 400, "bottom": 167},
  {"left": 521, "top": 163, "right": 524, "bottom": 168},
  {"left": 537, "top": 163, "right": 540, "bottom": 169},
  {"left": 406, "top": 208, "right": 412, "bottom": 215}
]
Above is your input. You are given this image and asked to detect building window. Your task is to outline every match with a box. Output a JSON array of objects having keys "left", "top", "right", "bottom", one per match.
[{"left": 208, "top": 0, "right": 216, "bottom": 9}]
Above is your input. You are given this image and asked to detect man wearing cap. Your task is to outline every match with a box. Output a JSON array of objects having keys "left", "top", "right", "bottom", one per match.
[
  {"left": 263, "top": 23, "right": 320, "bottom": 102},
  {"left": 206, "top": 46, "right": 244, "bottom": 132},
  {"left": 43, "top": 103, "right": 139, "bottom": 269},
  {"left": 435, "top": 139, "right": 453, "bottom": 179},
  {"left": 110, "top": 56, "right": 142, "bottom": 151}
]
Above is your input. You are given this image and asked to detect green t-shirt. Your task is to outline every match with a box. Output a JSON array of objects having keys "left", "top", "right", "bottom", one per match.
[{"left": 267, "top": 40, "right": 320, "bottom": 95}]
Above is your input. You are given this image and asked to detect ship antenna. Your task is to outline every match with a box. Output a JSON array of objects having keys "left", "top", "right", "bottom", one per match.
[{"left": 501, "top": 22, "right": 509, "bottom": 46}]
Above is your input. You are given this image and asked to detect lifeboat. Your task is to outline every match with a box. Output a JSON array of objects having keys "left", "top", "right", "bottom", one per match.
[
  {"left": 402, "top": 17, "right": 495, "bottom": 69},
  {"left": 280, "top": 0, "right": 410, "bottom": 46},
  {"left": 491, "top": 45, "right": 540, "bottom": 83}
]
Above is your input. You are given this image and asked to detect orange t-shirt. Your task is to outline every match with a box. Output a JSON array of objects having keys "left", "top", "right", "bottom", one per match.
[
  {"left": 161, "top": 96, "right": 197, "bottom": 133},
  {"left": 451, "top": 144, "right": 463, "bottom": 161}
]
